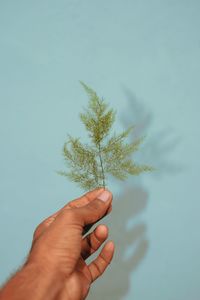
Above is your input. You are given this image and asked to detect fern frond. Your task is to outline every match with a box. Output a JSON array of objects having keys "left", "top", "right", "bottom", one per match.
[
  {"left": 57, "top": 82, "right": 153, "bottom": 190},
  {"left": 79, "top": 82, "right": 116, "bottom": 145}
]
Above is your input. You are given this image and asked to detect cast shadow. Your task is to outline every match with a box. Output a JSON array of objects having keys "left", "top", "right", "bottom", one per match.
[
  {"left": 87, "top": 183, "right": 149, "bottom": 300},
  {"left": 87, "top": 88, "right": 182, "bottom": 300},
  {"left": 121, "top": 87, "right": 183, "bottom": 176}
]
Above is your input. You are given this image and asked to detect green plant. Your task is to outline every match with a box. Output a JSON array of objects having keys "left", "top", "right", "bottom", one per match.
[{"left": 57, "top": 82, "right": 153, "bottom": 191}]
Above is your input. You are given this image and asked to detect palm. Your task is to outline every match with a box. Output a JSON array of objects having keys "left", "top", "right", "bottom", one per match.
[
  {"left": 58, "top": 257, "right": 91, "bottom": 300},
  {"left": 31, "top": 189, "right": 114, "bottom": 300}
]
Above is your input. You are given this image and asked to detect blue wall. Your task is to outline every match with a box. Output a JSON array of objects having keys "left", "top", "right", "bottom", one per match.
[{"left": 0, "top": 1, "right": 200, "bottom": 299}]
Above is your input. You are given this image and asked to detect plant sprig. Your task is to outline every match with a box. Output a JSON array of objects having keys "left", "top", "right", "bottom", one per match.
[{"left": 57, "top": 81, "right": 153, "bottom": 191}]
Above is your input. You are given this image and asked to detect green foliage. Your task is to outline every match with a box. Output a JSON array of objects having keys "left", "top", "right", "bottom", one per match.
[{"left": 57, "top": 81, "right": 153, "bottom": 191}]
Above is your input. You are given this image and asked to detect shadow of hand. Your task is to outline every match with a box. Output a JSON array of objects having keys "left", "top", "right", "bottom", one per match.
[{"left": 87, "top": 185, "right": 149, "bottom": 300}]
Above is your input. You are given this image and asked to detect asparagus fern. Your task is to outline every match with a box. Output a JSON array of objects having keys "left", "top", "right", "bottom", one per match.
[{"left": 57, "top": 82, "right": 153, "bottom": 191}]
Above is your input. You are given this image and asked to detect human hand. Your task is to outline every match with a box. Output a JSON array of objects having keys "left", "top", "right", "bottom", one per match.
[{"left": 27, "top": 188, "right": 114, "bottom": 300}]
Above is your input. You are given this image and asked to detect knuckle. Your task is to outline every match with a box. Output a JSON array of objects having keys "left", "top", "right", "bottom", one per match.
[
  {"left": 91, "top": 235, "right": 101, "bottom": 250},
  {"left": 59, "top": 208, "right": 83, "bottom": 226},
  {"left": 33, "top": 224, "right": 42, "bottom": 238},
  {"left": 90, "top": 199, "right": 104, "bottom": 212},
  {"left": 61, "top": 208, "right": 77, "bottom": 220},
  {"left": 92, "top": 261, "right": 102, "bottom": 278},
  {"left": 99, "top": 252, "right": 110, "bottom": 265}
]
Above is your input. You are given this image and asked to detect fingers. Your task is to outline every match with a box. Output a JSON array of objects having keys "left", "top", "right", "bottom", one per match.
[
  {"left": 82, "top": 203, "right": 112, "bottom": 236},
  {"left": 37, "top": 188, "right": 105, "bottom": 225},
  {"left": 33, "top": 188, "right": 112, "bottom": 241},
  {"left": 65, "top": 187, "right": 105, "bottom": 209},
  {"left": 54, "top": 189, "right": 112, "bottom": 231},
  {"left": 77, "top": 189, "right": 113, "bottom": 226},
  {"left": 81, "top": 224, "right": 109, "bottom": 260},
  {"left": 33, "top": 216, "right": 56, "bottom": 241},
  {"left": 88, "top": 241, "right": 115, "bottom": 282}
]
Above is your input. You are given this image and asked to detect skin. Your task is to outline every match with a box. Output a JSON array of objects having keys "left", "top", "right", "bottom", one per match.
[{"left": 0, "top": 188, "right": 114, "bottom": 300}]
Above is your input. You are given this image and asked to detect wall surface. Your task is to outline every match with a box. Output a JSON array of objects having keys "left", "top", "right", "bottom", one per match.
[{"left": 0, "top": 1, "right": 200, "bottom": 299}]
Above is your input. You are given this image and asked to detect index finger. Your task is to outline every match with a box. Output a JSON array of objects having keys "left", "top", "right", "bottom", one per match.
[
  {"left": 64, "top": 187, "right": 105, "bottom": 209},
  {"left": 50, "top": 187, "right": 107, "bottom": 219},
  {"left": 75, "top": 190, "right": 113, "bottom": 227},
  {"left": 35, "top": 188, "right": 111, "bottom": 239},
  {"left": 61, "top": 188, "right": 112, "bottom": 235}
]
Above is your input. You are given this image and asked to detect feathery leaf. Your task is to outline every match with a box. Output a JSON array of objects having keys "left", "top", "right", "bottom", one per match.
[{"left": 57, "top": 82, "right": 153, "bottom": 191}]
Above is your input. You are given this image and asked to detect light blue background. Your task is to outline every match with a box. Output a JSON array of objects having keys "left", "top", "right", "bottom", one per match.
[{"left": 0, "top": 1, "right": 200, "bottom": 299}]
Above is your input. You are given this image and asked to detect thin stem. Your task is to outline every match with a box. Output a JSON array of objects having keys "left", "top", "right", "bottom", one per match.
[
  {"left": 95, "top": 99, "right": 106, "bottom": 189},
  {"left": 98, "top": 143, "right": 106, "bottom": 189}
]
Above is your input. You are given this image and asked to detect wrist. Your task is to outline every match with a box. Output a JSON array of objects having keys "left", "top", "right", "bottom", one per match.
[
  {"left": 24, "top": 261, "right": 64, "bottom": 298},
  {"left": 0, "top": 261, "right": 64, "bottom": 300}
]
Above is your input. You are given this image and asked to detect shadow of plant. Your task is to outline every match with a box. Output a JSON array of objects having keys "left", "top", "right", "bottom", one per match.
[
  {"left": 121, "top": 87, "right": 183, "bottom": 176},
  {"left": 87, "top": 88, "right": 181, "bottom": 300}
]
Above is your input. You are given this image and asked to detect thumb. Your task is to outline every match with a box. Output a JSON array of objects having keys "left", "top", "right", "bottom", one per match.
[{"left": 77, "top": 189, "right": 113, "bottom": 226}]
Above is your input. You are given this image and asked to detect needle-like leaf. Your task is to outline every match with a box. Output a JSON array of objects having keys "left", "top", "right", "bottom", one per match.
[{"left": 57, "top": 82, "right": 153, "bottom": 191}]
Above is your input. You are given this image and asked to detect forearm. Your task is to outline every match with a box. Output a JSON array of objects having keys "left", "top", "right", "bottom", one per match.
[{"left": 0, "top": 262, "right": 63, "bottom": 300}]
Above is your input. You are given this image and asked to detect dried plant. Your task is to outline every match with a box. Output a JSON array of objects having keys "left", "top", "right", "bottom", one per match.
[{"left": 57, "top": 82, "right": 153, "bottom": 191}]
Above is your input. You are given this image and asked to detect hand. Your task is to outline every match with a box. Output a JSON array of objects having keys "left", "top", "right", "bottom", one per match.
[{"left": 27, "top": 188, "right": 114, "bottom": 300}]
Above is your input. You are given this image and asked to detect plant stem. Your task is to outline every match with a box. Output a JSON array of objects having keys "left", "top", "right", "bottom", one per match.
[
  {"left": 95, "top": 99, "right": 106, "bottom": 189},
  {"left": 98, "top": 143, "right": 106, "bottom": 189}
]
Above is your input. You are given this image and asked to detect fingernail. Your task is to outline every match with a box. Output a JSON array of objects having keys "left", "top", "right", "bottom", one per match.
[{"left": 97, "top": 190, "right": 111, "bottom": 202}]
